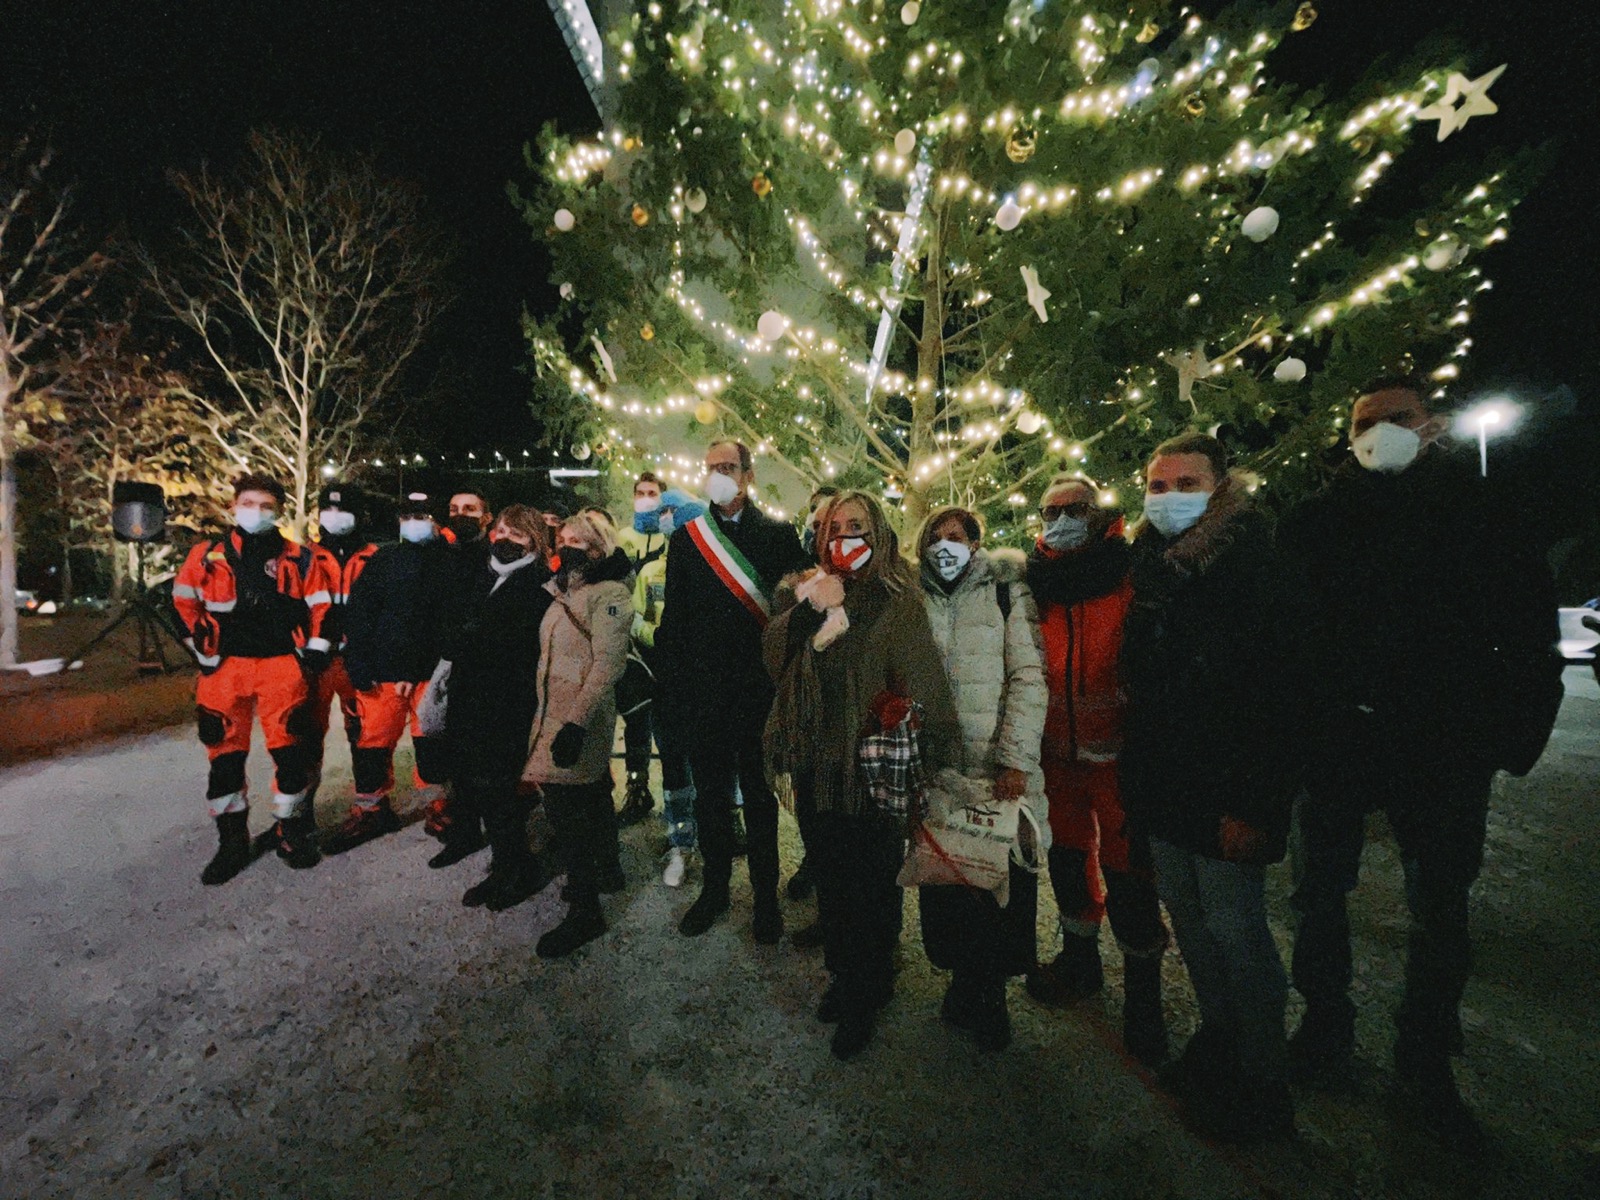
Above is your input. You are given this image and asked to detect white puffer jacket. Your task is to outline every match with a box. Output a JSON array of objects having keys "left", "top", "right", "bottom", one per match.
[{"left": 920, "top": 548, "right": 1050, "bottom": 842}]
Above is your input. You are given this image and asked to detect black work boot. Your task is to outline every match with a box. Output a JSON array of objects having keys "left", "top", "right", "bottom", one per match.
[
  {"left": 482, "top": 859, "right": 549, "bottom": 912},
  {"left": 1122, "top": 950, "right": 1169, "bottom": 1067},
  {"left": 320, "top": 801, "right": 401, "bottom": 856},
  {"left": 273, "top": 813, "right": 321, "bottom": 869},
  {"left": 616, "top": 772, "right": 655, "bottom": 827},
  {"left": 428, "top": 822, "right": 486, "bottom": 869},
  {"left": 201, "top": 811, "right": 252, "bottom": 885},
  {"left": 679, "top": 884, "right": 731, "bottom": 936},
  {"left": 537, "top": 898, "right": 607, "bottom": 958},
  {"left": 1027, "top": 931, "right": 1103, "bottom": 1007},
  {"left": 970, "top": 977, "right": 1013, "bottom": 1053}
]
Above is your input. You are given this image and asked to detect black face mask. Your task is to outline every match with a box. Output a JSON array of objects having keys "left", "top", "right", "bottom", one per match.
[
  {"left": 489, "top": 538, "right": 528, "bottom": 564},
  {"left": 447, "top": 516, "right": 485, "bottom": 543}
]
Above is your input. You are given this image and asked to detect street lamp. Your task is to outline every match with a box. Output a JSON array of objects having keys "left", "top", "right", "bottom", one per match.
[{"left": 1455, "top": 397, "right": 1521, "bottom": 477}]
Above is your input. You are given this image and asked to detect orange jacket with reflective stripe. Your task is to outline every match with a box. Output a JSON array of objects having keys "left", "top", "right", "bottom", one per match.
[
  {"left": 173, "top": 531, "right": 332, "bottom": 661},
  {"left": 308, "top": 540, "right": 378, "bottom": 651}
]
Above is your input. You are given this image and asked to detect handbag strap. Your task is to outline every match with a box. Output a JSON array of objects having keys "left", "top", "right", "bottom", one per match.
[{"left": 1011, "top": 803, "right": 1045, "bottom": 873}]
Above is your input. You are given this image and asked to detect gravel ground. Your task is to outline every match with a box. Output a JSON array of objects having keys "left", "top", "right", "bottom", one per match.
[{"left": 3, "top": 672, "right": 1597, "bottom": 1199}]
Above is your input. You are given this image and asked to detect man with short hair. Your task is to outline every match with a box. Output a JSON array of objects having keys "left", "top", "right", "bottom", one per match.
[
  {"left": 657, "top": 439, "right": 809, "bottom": 941},
  {"left": 305, "top": 482, "right": 379, "bottom": 805},
  {"left": 614, "top": 471, "right": 671, "bottom": 827},
  {"left": 323, "top": 491, "right": 455, "bottom": 855},
  {"left": 173, "top": 473, "right": 332, "bottom": 883},
  {"left": 1282, "top": 378, "right": 1561, "bottom": 1149},
  {"left": 445, "top": 490, "right": 493, "bottom": 547},
  {"left": 1120, "top": 432, "right": 1297, "bottom": 1143}
]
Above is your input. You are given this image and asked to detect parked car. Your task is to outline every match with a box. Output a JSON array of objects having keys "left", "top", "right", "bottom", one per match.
[{"left": 14, "top": 589, "right": 39, "bottom": 613}]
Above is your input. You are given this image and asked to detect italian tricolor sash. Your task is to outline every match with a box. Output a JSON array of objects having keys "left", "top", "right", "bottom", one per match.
[{"left": 685, "top": 514, "right": 771, "bottom": 627}]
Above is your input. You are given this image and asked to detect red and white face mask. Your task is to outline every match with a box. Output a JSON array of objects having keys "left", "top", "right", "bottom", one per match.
[{"left": 826, "top": 535, "right": 873, "bottom": 576}]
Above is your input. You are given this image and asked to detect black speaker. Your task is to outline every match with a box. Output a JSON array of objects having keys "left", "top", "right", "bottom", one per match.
[{"left": 112, "top": 481, "right": 167, "bottom": 544}]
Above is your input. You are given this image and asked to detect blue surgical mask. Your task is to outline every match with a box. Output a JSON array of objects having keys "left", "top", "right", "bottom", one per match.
[
  {"left": 234, "top": 507, "right": 275, "bottom": 534},
  {"left": 1142, "top": 491, "right": 1211, "bottom": 538},
  {"left": 1042, "top": 514, "right": 1090, "bottom": 551},
  {"left": 399, "top": 518, "right": 435, "bottom": 543}
]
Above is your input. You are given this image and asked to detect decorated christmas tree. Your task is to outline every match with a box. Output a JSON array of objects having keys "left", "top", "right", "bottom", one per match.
[{"left": 520, "top": 0, "right": 1522, "bottom": 530}]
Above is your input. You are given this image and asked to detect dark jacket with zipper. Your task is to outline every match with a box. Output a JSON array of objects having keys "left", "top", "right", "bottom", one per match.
[
  {"left": 343, "top": 536, "right": 455, "bottom": 691},
  {"left": 1119, "top": 478, "right": 1299, "bottom": 860}
]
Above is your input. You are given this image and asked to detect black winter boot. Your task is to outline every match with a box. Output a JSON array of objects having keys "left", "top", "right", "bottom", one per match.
[
  {"left": 679, "top": 884, "right": 731, "bottom": 936},
  {"left": 537, "top": 899, "right": 607, "bottom": 958},
  {"left": 970, "top": 977, "right": 1013, "bottom": 1053},
  {"left": 200, "top": 812, "right": 252, "bottom": 885},
  {"left": 1027, "top": 931, "right": 1103, "bottom": 1007},
  {"left": 428, "top": 821, "right": 486, "bottom": 868},
  {"left": 1395, "top": 1040, "right": 1488, "bottom": 1153},
  {"left": 273, "top": 814, "right": 321, "bottom": 869},
  {"left": 1122, "top": 950, "right": 1169, "bottom": 1067}
]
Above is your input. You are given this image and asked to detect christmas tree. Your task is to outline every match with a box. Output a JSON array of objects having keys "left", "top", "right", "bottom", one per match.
[{"left": 520, "top": 0, "right": 1522, "bottom": 531}]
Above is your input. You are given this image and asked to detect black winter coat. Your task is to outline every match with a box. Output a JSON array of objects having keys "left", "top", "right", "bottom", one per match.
[
  {"left": 1279, "top": 448, "right": 1561, "bottom": 778},
  {"left": 1119, "top": 480, "right": 1299, "bottom": 860},
  {"left": 443, "top": 557, "right": 553, "bottom": 780},
  {"left": 343, "top": 537, "right": 455, "bottom": 689},
  {"left": 655, "top": 501, "right": 809, "bottom": 747}
]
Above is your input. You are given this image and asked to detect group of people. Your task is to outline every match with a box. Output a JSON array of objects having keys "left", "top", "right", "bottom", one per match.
[{"left": 170, "top": 375, "right": 1560, "bottom": 1150}]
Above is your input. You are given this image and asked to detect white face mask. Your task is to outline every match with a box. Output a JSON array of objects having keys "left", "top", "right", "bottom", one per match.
[
  {"left": 634, "top": 495, "right": 660, "bottom": 513},
  {"left": 319, "top": 510, "right": 356, "bottom": 537},
  {"left": 1351, "top": 421, "right": 1422, "bottom": 473},
  {"left": 398, "top": 518, "right": 435, "bottom": 543},
  {"left": 234, "top": 506, "right": 275, "bottom": 534},
  {"left": 705, "top": 471, "right": 740, "bottom": 507},
  {"left": 1142, "top": 490, "right": 1211, "bottom": 538},
  {"left": 925, "top": 539, "right": 971, "bottom": 582}
]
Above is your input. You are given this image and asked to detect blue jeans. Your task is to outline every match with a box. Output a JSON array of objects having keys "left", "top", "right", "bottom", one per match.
[{"left": 1151, "top": 839, "right": 1287, "bottom": 1080}]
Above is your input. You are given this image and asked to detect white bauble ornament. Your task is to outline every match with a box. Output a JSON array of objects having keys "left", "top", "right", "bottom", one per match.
[
  {"left": 1273, "top": 357, "right": 1307, "bottom": 383},
  {"left": 894, "top": 128, "right": 917, "bottom": 156},
  {"left": 559, "top": 282, "right": 574, "bottom": 299},
  {"left": 694, "top": 399, "right": 719, "bottom": 425},
  {"left": 756, "top": 310, "right": 790, "bottom": 342},
  {"left": 553, "top": 208, "right": 576, "bottom": 232},
  {"left": 1422, "top": 234, "right": 1462, "bottom": 272},
  {"left": 571, "top": 442, "right": 592, "bottom": 461},
  {"left": 1016, "top": 410, "right": 1045, "bottom": 434},
  {"left": 901, "top": 2, "right": 920, "bottom": 25},
  {"left": 1241, "top": 206, "right": 1280, "bottom": 242},
  {"left": 684, "top": 187, "right": 708, "bottom": 214},
  {"left": 994, "top": 200, "right": 1023, "bottom": 232}
]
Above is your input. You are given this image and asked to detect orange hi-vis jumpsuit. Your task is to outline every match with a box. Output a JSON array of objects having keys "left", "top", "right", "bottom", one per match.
[
  {"left": 305, "top": 539, "right": 378, "bottom": 788},
  {"left": 173, "top": 530, "right": 332, "bottom": 819}
]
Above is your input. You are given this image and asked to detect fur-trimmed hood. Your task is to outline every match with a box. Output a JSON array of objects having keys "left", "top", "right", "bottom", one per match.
[{"left": 1131, "top": 470, "right": 1261, "bottom": 580}]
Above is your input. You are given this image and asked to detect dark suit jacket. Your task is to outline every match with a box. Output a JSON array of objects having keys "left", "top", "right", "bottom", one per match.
[{"left": 655, "top": 501, "right": 808, "bottom": 748}]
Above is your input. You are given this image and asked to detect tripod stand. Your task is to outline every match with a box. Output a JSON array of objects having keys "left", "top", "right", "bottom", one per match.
[{"left": 64, "top": 542, "right": 191, "bottom": 675}]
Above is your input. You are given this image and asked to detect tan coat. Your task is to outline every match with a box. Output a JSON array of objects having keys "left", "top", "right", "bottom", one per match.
[{"left": 523, "top": 567, "right": 633, "bottom": 787}]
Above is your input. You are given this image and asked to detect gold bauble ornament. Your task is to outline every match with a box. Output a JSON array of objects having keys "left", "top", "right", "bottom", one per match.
[
  {"left": 1005, "top": 126, "right": 1037, "bottom": 164},
  {"left": 1135, "top": 21, "right": 1160, "bottom": 44},
  {"left": 622, "top": 135, "right": 640, "bottom": 151},
  {"left": 631, "top": 204, "right": 650, "bottom": 227},
  {"left": 640, "top": 323, "right": 655, "bottom": 341},
  {"left": 1183, "top": 93, "right": 1206, "bottom": 118},
  {"left": 751, "top": 172, "right": 772, "bottom": 198},
  {"left": 1292, "top": 3, "right": 1318, "bottom": 31},
  {"left": 694, "top": 399, "right": 719, "bottom": 425}
]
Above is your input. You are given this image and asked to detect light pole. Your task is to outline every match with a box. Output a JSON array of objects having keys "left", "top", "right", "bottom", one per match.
[{"left": 1455, "top": 398, "right": 1520, "bottom": 478}]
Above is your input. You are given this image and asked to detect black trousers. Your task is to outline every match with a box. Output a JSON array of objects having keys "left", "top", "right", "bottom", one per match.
[
  {"left": 688, "top": 722, "right": 779, "bottom": 900},
  {"left": 453, "top": 775, "right": 530, "bottom": 865},
  {"left": 920, "top": 865, "right": 1038, "bottom": 983},
  {"left": 542, "top": 779, "right": 620, "bottom": 905},
  {"left": 1291, "top": 760, "right": 1494, "bottom": 1060},
  {"left": 809, "top": 805, "right": 906, "bottom": 1005}
]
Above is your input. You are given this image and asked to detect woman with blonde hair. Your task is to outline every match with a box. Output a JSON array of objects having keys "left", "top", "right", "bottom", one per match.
[
  {"left": 522, "top": 510, "right": 636, "bottom": 957},
  {"left": 764, "top": 490, "right": 959, "bottom": 1059},
  {"left": 443, "top": 505, "right": 556, "bottom": 911}
]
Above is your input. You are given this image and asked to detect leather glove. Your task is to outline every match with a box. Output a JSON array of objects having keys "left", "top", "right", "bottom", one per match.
[
  {"left": 550, "top": 722, "right": 586, "bottom": 768},
  {"left": 299, "top": 647, "right": 331, "bottom": 675}
]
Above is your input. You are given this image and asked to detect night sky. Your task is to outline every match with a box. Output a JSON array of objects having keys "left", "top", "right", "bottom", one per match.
[{"left": 4, "top": 0, "right": 1595, "bottom": 461}]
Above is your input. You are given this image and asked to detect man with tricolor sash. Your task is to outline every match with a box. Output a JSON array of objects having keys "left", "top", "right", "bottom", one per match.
[{"left": 656, "top": 439, "right": 809, "bottom": 943}]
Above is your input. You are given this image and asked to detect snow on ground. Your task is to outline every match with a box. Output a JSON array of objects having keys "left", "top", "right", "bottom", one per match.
[{"left": 2, "top": 674, "right": 1598, "bottom": 1199}]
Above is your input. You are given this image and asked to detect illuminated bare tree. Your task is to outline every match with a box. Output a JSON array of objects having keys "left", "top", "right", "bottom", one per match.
[
  {"left": 150, "top": 130, "right": 442, "bottom": 536},
  {"left": 0, "top": 140, "right": 105, "bottom": 667}
]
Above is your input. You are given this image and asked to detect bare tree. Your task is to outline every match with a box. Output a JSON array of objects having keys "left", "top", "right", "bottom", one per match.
[
  {"left": 47, "top": 318, "right": 234, "bottom": 600},
  {"left": 0, "top": 141, "right": 105, "bottom": 667},
  {"left": 149, "top": 130, "right": 441, "bottom": 537}
]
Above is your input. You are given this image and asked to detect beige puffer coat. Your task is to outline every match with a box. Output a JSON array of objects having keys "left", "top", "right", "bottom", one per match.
[
  {"left": 919, "top": 547, "right": 1051, "bottom": 841},
  {"left": 523, "top": 553, "right": 634, "bottom": 787}
]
